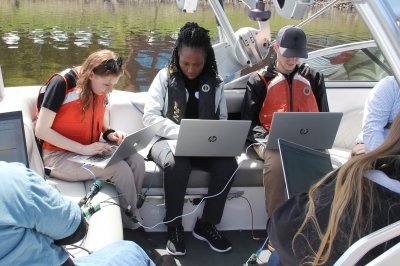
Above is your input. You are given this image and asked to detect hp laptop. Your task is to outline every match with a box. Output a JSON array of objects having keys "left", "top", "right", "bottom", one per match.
[
  {"left": 278, "top": 138, "right": 334, "bottom": 199},
  {"left": 167, "top": 119, "right": 251, "bottom": 157},
  {"left": 261, "top": 112, "right": 343, "bottom": 149},
  {"left": 0, "top": 111, "right": 29, "bottom": 168},
  {"left": 69, "top": 121, "right": 163, "bottom": 168}
]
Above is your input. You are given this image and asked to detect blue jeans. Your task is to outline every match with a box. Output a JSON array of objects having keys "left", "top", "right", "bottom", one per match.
[
  {"left": 73, "top": 240, "right": 155, "bottom": 266},
  {"left": 267, "top": 251, "right": 280, "bottom": 266}
]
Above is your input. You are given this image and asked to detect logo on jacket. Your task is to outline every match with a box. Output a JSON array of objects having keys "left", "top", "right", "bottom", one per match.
[
  {"left": 208, "top": 135, "right": 217, "bottom": 142},
  {"left": 300, "top": 128, "right": 309, "bottom": 135},
  {"left": 103, "top": 97, "right": 109, "bottom": 106},
  {"left": 303, "top": 86, "right": 311, "bottom": 96},
  {"left": 173, "top": 101, "right": 180, "bottom": 122},
  {"left": 202, "top": 84, "right": 210, "bottom": 93}
]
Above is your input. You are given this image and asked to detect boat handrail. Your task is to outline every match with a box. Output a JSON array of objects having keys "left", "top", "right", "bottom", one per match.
[{"left": 307, "top": 40, "right": 376, "bottom": 59}]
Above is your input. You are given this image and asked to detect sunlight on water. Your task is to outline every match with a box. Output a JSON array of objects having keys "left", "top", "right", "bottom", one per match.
[{"left": 0, "top": 0, "right": 371, "bottom": 91}]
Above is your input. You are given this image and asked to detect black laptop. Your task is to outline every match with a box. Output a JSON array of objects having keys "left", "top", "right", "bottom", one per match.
[
  {"left": 278, "top": 138, "right": 333, "bottom": 198},
  {"left": 0, "top": 110, "right": 29, "bottom": 167}
]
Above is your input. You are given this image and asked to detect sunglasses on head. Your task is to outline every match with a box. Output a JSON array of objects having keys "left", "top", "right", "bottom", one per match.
[{"left": 103, "top": 57, "right": 123, "bottom": 71}]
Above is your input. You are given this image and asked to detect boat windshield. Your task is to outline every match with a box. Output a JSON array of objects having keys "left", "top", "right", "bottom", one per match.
[
  {"left": 355, "top": 0, "right": 400, "bottom": 83},
  {"left": 305, "top": 42, "right": 392, "bottom": 82}
]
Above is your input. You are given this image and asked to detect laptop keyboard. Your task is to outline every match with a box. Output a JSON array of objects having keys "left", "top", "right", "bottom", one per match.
[{"left": 87, "top": 145, "right": 117, "bottom": 162}]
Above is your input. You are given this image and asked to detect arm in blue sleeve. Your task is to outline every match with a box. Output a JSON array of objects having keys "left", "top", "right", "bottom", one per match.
[{"left": 22, "top": 165, "right": 83, "bottom": 240}]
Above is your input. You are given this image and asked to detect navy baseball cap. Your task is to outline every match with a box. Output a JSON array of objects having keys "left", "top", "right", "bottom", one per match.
[{"left": 276, "top": 26, "right": 308, "bottom": 58}]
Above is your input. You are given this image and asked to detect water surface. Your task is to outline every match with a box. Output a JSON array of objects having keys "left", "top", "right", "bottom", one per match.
[{"left": 0, "top": 0, "right": 371, "bottom": 91}]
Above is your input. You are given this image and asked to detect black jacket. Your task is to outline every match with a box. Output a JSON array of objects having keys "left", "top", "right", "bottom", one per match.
[{"left": 267, "top": 171, "right": 400, "bottom": 265}]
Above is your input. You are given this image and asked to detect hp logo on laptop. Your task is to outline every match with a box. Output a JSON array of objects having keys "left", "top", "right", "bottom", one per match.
[
  {"left": 208, "top": 136, "right": 218, "bottom": 142},
  {"left": 300, "top": 128, "right": 309, "bottom": 135}
]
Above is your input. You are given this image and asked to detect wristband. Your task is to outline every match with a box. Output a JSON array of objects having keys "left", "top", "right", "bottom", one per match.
[{"left": 103, "top": 129, "right": 116, "bottom": 142}]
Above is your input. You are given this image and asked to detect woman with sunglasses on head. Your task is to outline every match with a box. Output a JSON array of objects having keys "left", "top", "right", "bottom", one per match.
[
  {"left": 143, "top": 22, "right": 237, "bottom": 256},
  {"left": 35, "top": 49, "right": 145, "bottom": 230}
]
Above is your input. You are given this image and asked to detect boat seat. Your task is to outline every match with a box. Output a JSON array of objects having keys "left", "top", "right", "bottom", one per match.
[
  {"left": 330, "top": 109, "right": 364, "bottom": 166},
  {"left": 0, "top": 85, "right": 265, "bottom": 233}
]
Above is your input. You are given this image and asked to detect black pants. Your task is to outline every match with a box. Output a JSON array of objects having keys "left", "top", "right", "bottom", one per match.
[{"left": 151, "top": 139, "right": 237, "bottom": 227}]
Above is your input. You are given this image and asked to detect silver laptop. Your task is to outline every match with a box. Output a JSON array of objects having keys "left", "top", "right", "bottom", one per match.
[
  {"left": 278, "top": 138, "right": 333, "bottom": 199},
  {"left": 0, "top": 111, "right": 29, "bottom": 168},
  {"left": 260, "top": 112, "right": 343, "bottom": 149},
  {"left": 168, "top": 119, "right": 251, "bottom": 157},
  {"left": 69, "top": 121, "right": 163, "bottom": 168}
]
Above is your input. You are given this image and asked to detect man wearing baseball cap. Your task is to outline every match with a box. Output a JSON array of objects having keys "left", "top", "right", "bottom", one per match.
[{"left": 241, "top": 25, "right": 329, "bottom": 219}]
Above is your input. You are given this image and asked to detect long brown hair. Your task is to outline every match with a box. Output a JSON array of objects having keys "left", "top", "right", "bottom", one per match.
[
  {"left": 296, "top": 113, "right": 400, "bottom": 265},
  {"left": 76, "top": 49, "right": 124, "bottom": 113}
]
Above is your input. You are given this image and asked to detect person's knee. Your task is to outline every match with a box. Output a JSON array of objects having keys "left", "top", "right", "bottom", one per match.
[
  {"left": 116, "top": 161, "right": 135, "bottom": 177},
  {"left": 151, "top": 143, "right": 175, "bottom": 168},
  {"left": 114, "top": 240, "right": 142, "bottom": 251},
  {"left": 131, "top": 152, "right": 145, "bottom": 169},
  {"left": 111, "top": 240, "right": 151, "bottom": 258}
]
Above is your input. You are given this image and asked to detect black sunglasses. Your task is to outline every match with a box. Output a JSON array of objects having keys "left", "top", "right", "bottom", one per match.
[{"left": 103, "top": 57, "right": 123, "bottom": 71}]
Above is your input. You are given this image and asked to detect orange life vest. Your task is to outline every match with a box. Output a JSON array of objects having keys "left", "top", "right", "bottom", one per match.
[
  {"left": 42, "top": 81, "right": 107, "bottom": 151},
  {"left": 258, "top": 71, "right": 318, "bottom": 130}
]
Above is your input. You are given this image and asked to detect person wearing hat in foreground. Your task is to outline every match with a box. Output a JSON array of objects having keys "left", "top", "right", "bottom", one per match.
[{"left": 241, "top": 25, "right": 329, "bottom": 218}]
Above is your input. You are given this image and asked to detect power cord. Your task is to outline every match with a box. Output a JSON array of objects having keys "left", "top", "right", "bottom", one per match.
[
  {"left": 244, "top": 237, "right": 269, "bottom": 265},
  {"left": 134, "top": 142, "right": 259, "bottom": 230},
  {"left": 137, "top": 146, "right": 171, "bottom": 209},
  {"left": 79, "top": 142, "right": 263, "bottom": 233},
  {"left": 65, "top": 244, "right": 93, "bottom": 255},
  {"left": 82, "top": 203, "right": 101, "bottom": 218}
]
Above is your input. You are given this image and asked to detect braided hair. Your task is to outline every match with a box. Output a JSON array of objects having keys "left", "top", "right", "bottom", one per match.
[{"left": 168, "top": 22, "right": 221, "bottom": 83}]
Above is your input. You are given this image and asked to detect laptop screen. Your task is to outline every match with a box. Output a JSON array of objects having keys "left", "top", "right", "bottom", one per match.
[
  {"left": 0, "top": 111, "right": 29, "bottom": 167},
  {"left": 267, "top": 112, "right": 343, "bottom": 149},
  {"left": 173, "top": 119, "right": 251, "bottom": 157},
  {"left": 278, "top": 138, "right": 333, "bottom": 198}
]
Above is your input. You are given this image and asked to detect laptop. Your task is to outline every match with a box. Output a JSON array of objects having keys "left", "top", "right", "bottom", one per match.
[
  {"left": 69, "top": 121, "right": 163, "bottom": 168},
  {"left": 0, "top": 111, "right": 29, "bottom": 168},
  {"left": 167, "top": 119, "right": 251, "bottom": 157},
  {"left": 260, "top": 112, "right": 343, "bottom": 149},
  {"left": 278, "top": 138, "right": 334, "bottom": 199}
]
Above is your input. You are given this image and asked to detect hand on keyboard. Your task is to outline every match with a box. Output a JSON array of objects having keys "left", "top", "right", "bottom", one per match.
[{"left": 87, "top": 145, "right": 118, "bottom": 162}]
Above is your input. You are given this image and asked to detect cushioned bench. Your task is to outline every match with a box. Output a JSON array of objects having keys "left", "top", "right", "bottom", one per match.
[
  {"left": 1, "top": 85, "right": 267, "bottom": 232},
  {"left": 1, "top": 85, "right": 361, "bottom": 233}
]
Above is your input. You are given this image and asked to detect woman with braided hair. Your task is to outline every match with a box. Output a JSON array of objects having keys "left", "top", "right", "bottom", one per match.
[{"left": 143, "top": 22, "right": 237, "bottom": 256}]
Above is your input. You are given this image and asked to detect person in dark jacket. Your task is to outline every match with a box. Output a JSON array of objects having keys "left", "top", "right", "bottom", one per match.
[
  {"left": 143, "top": 22, "right": 236, "bottom": 256},
  {"left": 241, "top": 25, "right": 329, "bottom": 217},
  {"left": 267, "top": 113, "right": 400, "bottom": 265}
]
